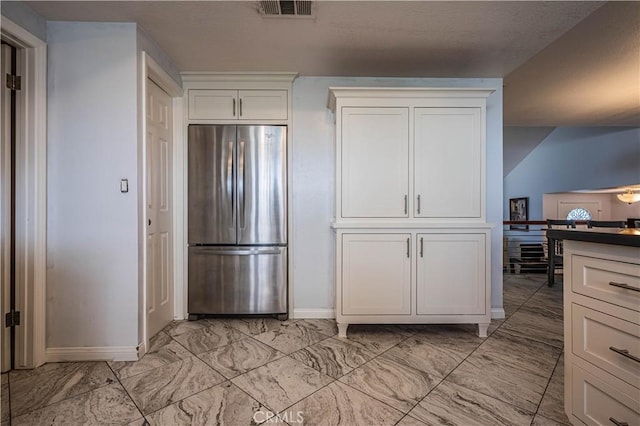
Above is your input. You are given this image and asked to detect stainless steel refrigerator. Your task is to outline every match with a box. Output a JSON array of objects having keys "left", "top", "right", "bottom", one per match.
[{"left": 188, "top": 125, "right": 287, "bottom": 318}]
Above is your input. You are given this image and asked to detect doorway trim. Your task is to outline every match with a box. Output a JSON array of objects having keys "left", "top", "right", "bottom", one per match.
[
  {"left": 140, "top": 52, "right": 183, "bottom": 357},
  {"left": 0, "top": 17, "right": 47, "bottom": 369}
]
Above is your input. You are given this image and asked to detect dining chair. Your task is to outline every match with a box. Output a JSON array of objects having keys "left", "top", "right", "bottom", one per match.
[
  {"left": 586, "top": 220, "right": 626, "bottom": 228},
  {"left": 546, "top": 219, "right": 576, "bottom": 287}
]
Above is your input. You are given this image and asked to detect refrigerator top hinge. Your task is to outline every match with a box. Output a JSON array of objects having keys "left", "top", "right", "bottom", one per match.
[
  {"left": 5, "top": 310, "right": 20, "bottom": 328},
  {"left": 6, "top": 74, "right": 21, "bottom": 91}
]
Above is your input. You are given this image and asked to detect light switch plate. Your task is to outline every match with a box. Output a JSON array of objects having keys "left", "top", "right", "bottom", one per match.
[{"left": 120, "top": 179, "right": 129, "bottom": 193}]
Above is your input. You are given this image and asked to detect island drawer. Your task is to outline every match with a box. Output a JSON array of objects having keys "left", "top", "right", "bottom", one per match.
[
  {"left": 572, "top": 303, "right": 640, "bottom": 388},
  {"left": 571, "top": 364, "right": 640, "bottom": 426},
  {"left": 571, "top": 254, "right": 640, "bottom": 312}
]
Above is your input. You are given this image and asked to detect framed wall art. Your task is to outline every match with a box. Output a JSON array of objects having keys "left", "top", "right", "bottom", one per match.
[{"left": 509, "top": 197, "right": 529, "bottom": 230}]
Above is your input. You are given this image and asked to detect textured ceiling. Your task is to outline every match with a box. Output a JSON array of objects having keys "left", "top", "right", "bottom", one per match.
[{"left": 22, "top": 1, "right": 640, "bottom": 126}]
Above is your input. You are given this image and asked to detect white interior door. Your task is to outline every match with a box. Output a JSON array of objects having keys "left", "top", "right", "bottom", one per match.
[
  {"left": 1, "top": 43, "right": 12, "bottom": 372},
  {"left": 146, "top": 78, "right": 174, "bottom": 339}
]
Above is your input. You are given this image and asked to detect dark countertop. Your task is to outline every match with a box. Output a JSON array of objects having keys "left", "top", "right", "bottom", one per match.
[{"left": 546, "top": 228, "right": 640, "bottom": 248}]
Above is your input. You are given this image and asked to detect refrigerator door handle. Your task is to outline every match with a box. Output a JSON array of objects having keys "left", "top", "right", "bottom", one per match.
[
  {"left": 227, "top": 141, "right": 234, "bottom": 218},
  {"left": 196, "top": 247, "right": 283, "bottom": 256},
  {"left": 239, "top": 139, "right": 246, "bottom": 230}
]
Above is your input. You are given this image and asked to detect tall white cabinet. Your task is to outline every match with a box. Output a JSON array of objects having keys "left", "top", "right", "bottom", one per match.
[{"left": 329, "top": 87, "right": 494, "bottom": 338}]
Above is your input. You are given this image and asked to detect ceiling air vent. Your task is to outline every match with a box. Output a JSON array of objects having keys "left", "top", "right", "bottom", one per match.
[{"left": 259, "top": 1, "right": 312, "bottom": 16}]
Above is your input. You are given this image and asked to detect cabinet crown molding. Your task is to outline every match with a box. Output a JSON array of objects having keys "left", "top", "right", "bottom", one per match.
[
  {"left": 328, "top": 87, "right": 495, "bottom": 112},
  {"left": 182, "top": 72, "right": 298, "bottom": 85}
]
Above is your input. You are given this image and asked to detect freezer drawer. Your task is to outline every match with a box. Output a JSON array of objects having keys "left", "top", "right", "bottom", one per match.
[{"left": 188, "top": 246, "right": 287, "bottom": 315}]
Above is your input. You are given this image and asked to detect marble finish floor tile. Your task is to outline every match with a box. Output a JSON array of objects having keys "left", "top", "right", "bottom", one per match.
[
  {"left": 522, "top": 296, "right": 563, "bottom": 317},
  {"left": 287, "top": 380, "right": 404, "bottom": 426},
  {"left": 382, "top": 335, "right": 478, "bottom": 378},
  {"left": 446, "top": 356, "right": 549, "bottom": 413},
  {"left": 173, "top": 323, "right": 246, "bottom": 355},
  {"left": 289, "top": 337, "right": 375, "bottom": 379},
  {"left": 224, "top": 318, "right": 296, "bottom": 336},
  {"left": 231, "top": 356, "right": 333, "bottom": 413},
  {"left": 109, "top": 332, "right": 192, "bottom": 379},
  {"left": 11, "top": 383, "right": 141, "bottom": 426},
  {"left": 500, "top": 307, "right": 564, "bottom": 348},
  {"left": 253, "top": 322, "right": 331, "bottom": 354},
  {"left": 531, "top": 414, "right": 571, "bottom": 426},
  {"left": 445, "top": 327, "right": 561, "bottom": 413},
  {"left": 146, "top": 382, "right": 263, "bottom": 426},
  {"left": 336, "top": 325, "right": 408, "bottom": 355},
  {"left": 1, "top": 378, "right": 9, "bottom": 424},
  {"left": 298, "top": 319, "right": 339, "bottom": 336},
  {"left": 120, "top": 356, "right": 225, "bottom": 415},
  {"left": 503, "top": 295, "right": 526, "bottom": 318},
  {"left": 537, "top": 355, "right": 569, "bottom": 424},
  {"left": 198, "top": 337, "right": 284, "bottom": 379},
  {"left": 408, "top": 381, "right": 533, "bottom": 426},
  {"left": 471, "top": 330, "right": 561, "bottom": 378},
  {"left": 9, "top": 361, "right": 117, "bottom": 418},
  {"left": 339, "top": 354, "right": 440, "bottom": 413},
  {"left": 503, "top": 276, "right": 545, "bottom": 302},
  {"left": 163, "top": 320, "right": 212, "bottom": 338},
  {"left": 396, "top": 416, "right": 429, "bottom": 426}
]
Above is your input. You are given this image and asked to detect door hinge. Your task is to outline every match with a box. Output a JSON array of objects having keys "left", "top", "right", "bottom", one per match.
[
  {"left": 6, "top": 74, "right": 21, "bottom": 91},
  {"left": 5, "top": 310, "right": 20, "bottom": 327}
]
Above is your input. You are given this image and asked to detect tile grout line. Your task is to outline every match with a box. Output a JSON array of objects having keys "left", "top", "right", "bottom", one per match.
[
  {"left": 8, "top": 362, "right": 126, "bottom": 421},
  {"left": 530, "top": 349, "right": 565, "bottom": 426},
  {"left": 393, "top": 277, "right": 555, "bottom": 425},
  {"left": 104, "top": 360, "right": 149, "bottom": 424}
]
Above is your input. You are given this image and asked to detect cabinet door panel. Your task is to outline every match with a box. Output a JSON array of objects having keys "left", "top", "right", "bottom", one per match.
[
  {"left": 238, "top": 90, "right": 288, "bottom": 120},
  {"left": 416, "top": 233, "right": 485, "bottom": 315},
  {"left": 189, "top": 89, "right": 237, "bottom": 120},
  {"left": 342, "top": 234, "right": 411, "bottom": 315},
  {"left": 414, "top": 108, "right": 482, "bottom": 218},
  {"left": 341, "top": 108, "right": 409, "bottom": 218}
]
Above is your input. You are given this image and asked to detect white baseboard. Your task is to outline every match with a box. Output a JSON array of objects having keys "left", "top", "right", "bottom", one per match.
[
  {"left": 46, "top": 346, "right": 139, "bottom": 363},
  {"left": 491, "top": 307, "right": 506, "bottom": 320},
  {"left": 293, "top": 308, "right": 335, "bottom": 319}
]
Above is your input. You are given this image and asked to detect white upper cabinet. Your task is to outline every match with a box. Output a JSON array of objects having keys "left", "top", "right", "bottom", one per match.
[
  {"left": 414, "top": 107, "right": 482, "bottom": 219},
  {"left": 330, "top": 87, "right": 491, "bottom": 223},
  {"left": 188, "top": 89, "right": 288, "bottom": 121},
  {"left": 182, "top": 73, "right": 296, "bottom": 124},
  {"left": 341, "top": 108, "right": 409, "bottom": 218}
]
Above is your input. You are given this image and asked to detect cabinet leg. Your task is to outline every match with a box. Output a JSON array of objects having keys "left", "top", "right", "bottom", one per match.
[
  {"left": 477, "top": 323, "right": 489, "bottom": 338},
  {"left": 337, "top": 323, "right": 349, "bottom": 338}
]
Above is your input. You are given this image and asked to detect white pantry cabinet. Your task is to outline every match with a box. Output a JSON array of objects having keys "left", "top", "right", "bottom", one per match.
[
  {"left": 341, "top": 233, "right": 412, "bottom": 316},
  {"left": 416, "top": 233, "right": 486, "bottom": 315},
  {"left": 182, "top": 73, "right": 296, "bottom": 124},
  {"left": 341, "top": 107, "right": 409, "bottom": 218},
  {"left": 414, "top": 108, "right": 482, "bottom": 219},
  {"left": 329, "top": 87, "right": 494, "bottom": 338}
]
